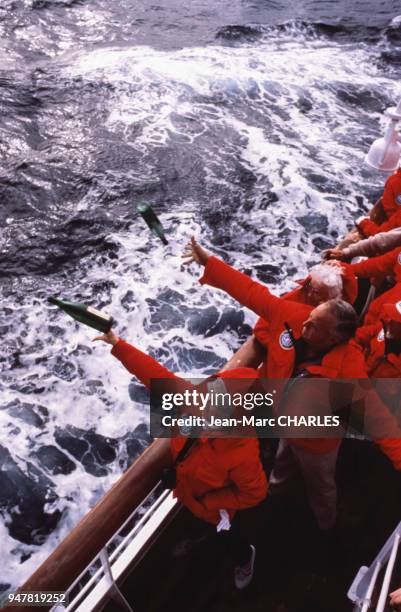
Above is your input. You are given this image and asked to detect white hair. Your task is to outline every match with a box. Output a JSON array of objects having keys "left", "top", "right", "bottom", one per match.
[{"left": 309, "top": 263, "right": 343, "bottom": 298}]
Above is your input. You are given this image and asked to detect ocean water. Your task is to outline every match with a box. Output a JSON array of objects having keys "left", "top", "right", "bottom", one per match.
[{"left": 1, "top": 0, "right": 401, "bottom": 595}]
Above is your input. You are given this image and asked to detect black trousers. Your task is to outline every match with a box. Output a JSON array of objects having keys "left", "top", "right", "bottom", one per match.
[{"left": 186, "top": 502, "right": 266, "bottom": 566}]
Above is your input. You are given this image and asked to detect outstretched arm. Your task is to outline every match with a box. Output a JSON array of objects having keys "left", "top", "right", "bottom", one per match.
[
  {"left": 325, "top": 228, "right": 401, "bottom": 261},
  {"left": 93, "top": 330, "right": 183, "bottom": 389},
  {"left": 357, "top": 209, "right": 401, "bottom": 237},
  {"left": 183, "top": 237, "right": 295, "bottom": 324},
  {"left": 348, "top": 248, "right": 399, "bottom": 285}
]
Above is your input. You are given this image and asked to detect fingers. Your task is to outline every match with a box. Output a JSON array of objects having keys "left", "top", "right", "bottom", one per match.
[
  {"left": 324, "top": 248, "right": 343, "bottom": 260},
  {"left": 181, "top": 236, "right": 201, "bottom": 266},
  {"left": 390, "top": 588, "right": 401, "bottom": 605},
  {"left": 182, "top": 239, "right": 194, "bottom": 254},
  {"left": 182, "top": 257, "right": 195, "bottom": 265},
  {"left": 182, "top": 235, "right": 208, "bottom": 266},
  {"left": 181, "top": 246, "right": 195, "bottom": 264},
  {"left": 182, "top": 246, "right": 194, "bottom": 258},
  {"left": 93, "top": 331, "right": 119, "bottom": 346},
  {"left": 183, "top": 238, "right": 197, "bottom": 252}
]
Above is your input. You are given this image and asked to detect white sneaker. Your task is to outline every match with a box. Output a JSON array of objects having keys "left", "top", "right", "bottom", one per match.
[{"left": 234, "top": 544, "right": 256, "bottom": 590}]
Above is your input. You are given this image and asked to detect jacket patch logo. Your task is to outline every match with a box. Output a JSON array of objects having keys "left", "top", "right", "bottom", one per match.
[
  {"left": 396, "top": 194, "right": 401, "bottom": 205},
  {"left": 398, "top": 252, "right": 401, "bottom": 266},
  {"left": 377, "top": 329, "right": 385, "bottom": 342},
  {"left": 279, "top": 330, "right": 294, "bottom": 350},
  {"left": 396, "top": 301, "right": 401, "bottom": 315}
]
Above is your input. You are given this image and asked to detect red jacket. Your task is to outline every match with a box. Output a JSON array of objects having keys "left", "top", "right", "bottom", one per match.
[
  {"left": 356, "top": 323, "right": 401, "bottom": 378},
  {"left": 253, "top": 263, "right": 357, "bottom": 348},
  {"left": 201, "top": 257, "right": 364, "bottom": 381},
  {"left": 170, "top": 436, "right": 268, "bottom": 525},
  {"left": 359, "top": 283, "right": 401, "bottom": 327},
  {"left": 348, "top": 250, "right": 401, "bottom": 325},
  {"left": 359, "top": 169, "right": 401, "bottom": 236},
  {"left": 348, "top": 247, "right": 401, "bottom": 286},
  {"left": 253, "top": 286, "right": 313, "bottom": 348},
  {"left": 200, "top": 256, "right": 401, "bottom": 464},
  {"left": 200, "top": 257, "right": 312, "bottom": 378},
  {"left": 111, "top": 339, "right": 268, "bottom": 524}
]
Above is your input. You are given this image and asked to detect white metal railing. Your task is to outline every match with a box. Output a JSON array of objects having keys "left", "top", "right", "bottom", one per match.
[
  {"left": 348, "top": 521, "right": 401, "bottom": 611},
  {"left": 51, "top": 483, "right": 180, "bottom": 612}
]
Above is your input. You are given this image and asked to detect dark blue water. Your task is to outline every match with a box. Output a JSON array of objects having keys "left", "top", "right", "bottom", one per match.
[{"left": 1, "top": 0, "right": 401, "bottom": 595}]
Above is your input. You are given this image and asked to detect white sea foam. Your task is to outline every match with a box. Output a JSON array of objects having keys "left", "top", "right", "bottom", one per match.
[
  {"left": 390, "top": 15, "right": 401, "bottom": 28},
  {"left": 2, "top": 20, "right": 401, "bottom": 594}
]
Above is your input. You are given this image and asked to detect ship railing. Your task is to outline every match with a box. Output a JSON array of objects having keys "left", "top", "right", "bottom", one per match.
[
  {"left": 51, "top": 483, "right": 179, "bottom": 612},
  {"left": 5, "top": 341, "right": 265, "bottom": 612},
  {"left": 348, "top": 521, "right": 401, "bottom": 612},
  {"left": 2, "top": 438, "right": 173, "bottom": 612}
]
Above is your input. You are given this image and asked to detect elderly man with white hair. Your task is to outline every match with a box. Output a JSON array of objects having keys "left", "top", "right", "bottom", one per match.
[{"left": 253, "top": 260, "right": 358, "bottom": 348}]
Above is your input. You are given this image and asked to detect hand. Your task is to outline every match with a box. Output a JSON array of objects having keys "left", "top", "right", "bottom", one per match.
[
  {"left": 324, "top": 247, "right": 347, "bottom": 261},
  {"left": 390, "top": 587, "right": 401, "bottom": 607},
  {"left": 92, "top": 329, "right": 119, "bottom": 346},
  {"left": 354, "top": 219, "right": 367, "bottom": 239},
  {"left": 356, "top": 216, "right": 368, "bottom": 227},
  {"left": 182, "top": 236, "right": 210, "bottom": 267}
]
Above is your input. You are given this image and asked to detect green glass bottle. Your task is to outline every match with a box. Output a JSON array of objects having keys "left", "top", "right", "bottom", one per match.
[
  {"left": 137, "top": 203, "right": 168, "bottom": 245},
  {"left": 48, "top": 297, "right": 114, "bottom": 333}
]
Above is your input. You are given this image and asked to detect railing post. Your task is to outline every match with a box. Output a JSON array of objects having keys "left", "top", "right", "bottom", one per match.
[
  {"left": 99, "top": 549, "right": 134, "bottom": 612},
  {"left": 375, "top": 533, "right": 400, "bottom": 612},
  {"left": 2, "top": 438, "right": 171, "bottom": 612}
]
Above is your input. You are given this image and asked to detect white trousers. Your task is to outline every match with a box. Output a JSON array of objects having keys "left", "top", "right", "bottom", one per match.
[{"left": 269, "top": 439, "right": 339, "bottom": 530}]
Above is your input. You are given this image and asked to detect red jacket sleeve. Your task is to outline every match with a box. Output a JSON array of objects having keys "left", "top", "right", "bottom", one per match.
[
  {"left": 333, "top": 343, "right": 401, "bottom": 469},
  {"left": 111, "top": 339, "right": 181, "bottom": 389},
  {"left": 374, "top": 440, "right": 401, "bottom": 469},
  {"left": 348, "top": 248, "right": 399, "bottom": 284},
  {"left": 358, "top": 210, "right": 401, "bottom": 237},
  {"left": 364, "top": 388, "right": 401, "bottom": 470},
  {"left": 200, "top": 256, "right": 298, "bottom": 325},
  {"left": 340, "top": 342, "right": 368, "bottom": 377},
  {"left": 346, "top": 351, "right": 401, "bottom": 469},
  {"left": 355, "top": 324, "right": 380, "bottom": 349}
]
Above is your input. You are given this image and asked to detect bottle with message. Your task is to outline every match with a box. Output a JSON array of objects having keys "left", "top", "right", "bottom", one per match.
[{"left": 48, "top": 297, "right": 114, "bottom": 333}]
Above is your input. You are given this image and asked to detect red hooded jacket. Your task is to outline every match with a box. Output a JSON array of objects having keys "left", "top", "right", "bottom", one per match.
[
  {"left": 111, "top": 339, "right": 268, "bottom": 525},
  {"left": 358, "top": 169, "right": 401, "bottom": 236}
]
